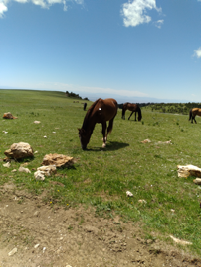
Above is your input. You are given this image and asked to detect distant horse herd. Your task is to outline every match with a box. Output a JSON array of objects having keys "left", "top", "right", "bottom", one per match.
[{"left": 78, "top": 98, "right": 200, "bottom": 149}]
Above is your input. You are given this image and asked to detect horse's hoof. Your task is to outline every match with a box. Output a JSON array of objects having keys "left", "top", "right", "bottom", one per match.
[{"left": 102, "top": 143, "right": 106, "bottom": 148}]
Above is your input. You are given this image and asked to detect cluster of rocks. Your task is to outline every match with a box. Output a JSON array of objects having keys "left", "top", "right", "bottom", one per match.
[{"left": 3, "top": 142, "right": 74, "bottom": 181}]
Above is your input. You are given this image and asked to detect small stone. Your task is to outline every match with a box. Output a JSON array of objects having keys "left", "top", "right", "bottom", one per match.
[
  {"left": 138, "top": 199, "right": 147, "bottom": 204},
  {"left": 126, "top": 191, "right": 133, "bottom": 197},
  {"left": 33, "top": 211, "right": 40, "bottom": 217},
  {"left": 169, "top": 235, "right": 192, "bottom": 245},
  {"left": 34, "top": 244, "right": 40, "bottom": 248},
  {"left": 37, "top": 165, "right": 57, "bottom": 176},
  {"left": 34, "top": 171, "right": 45, "bottom": 181},
  {"left": 8, "top": 247, "right": 17, "bottom": 256},
  {"left": 3, "top": 162, "right": 11, "bottom": 168},
  {"left": 193, "top": 178, "right": 201, "bottom": 185},
  {"left": 141, "top": 139, "right": 151, "bottom": 143},
  {"left": 18, "top": 167, "right": 31, "bottom": 173}
]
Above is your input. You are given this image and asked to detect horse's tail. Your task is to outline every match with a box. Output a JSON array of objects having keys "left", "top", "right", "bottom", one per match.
[
  {"left": 189, "top": 109, "right": 192, "bottom": 121},
  {"left": 137, "top": 106, "right": 142, "bottom": 121},
  {"left": 107, "top": 112, "right": 117, "bottom": 135}
]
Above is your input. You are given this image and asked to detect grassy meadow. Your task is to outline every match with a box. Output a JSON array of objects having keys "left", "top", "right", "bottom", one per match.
[{"left": 0, "top": 89, "right": 201, "bottom": 256}]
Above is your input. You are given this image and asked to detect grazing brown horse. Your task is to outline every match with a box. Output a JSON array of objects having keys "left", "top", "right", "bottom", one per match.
[
  {"left": 78, "top": 98, "right": 118, "bottom": 149},
  {"left": 189, "top": 108, "right": 201, "bottom": 124},
  {"left": 121, "top": 102, "right": 142, "bottom": 121}
]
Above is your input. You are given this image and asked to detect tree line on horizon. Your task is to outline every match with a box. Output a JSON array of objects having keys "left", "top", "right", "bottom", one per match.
[
  {"left": 65, "top": 91, "right": 201, "bottom": 115},
  {"left": 65, "top": 91, "right": 89, "bottom": 101},
  {"left": 146, "top": 102, "right": 201, "bottom": 115}
]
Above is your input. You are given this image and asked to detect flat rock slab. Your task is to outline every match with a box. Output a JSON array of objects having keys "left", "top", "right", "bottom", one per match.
[
  {"left": 3, "top": 112, "right": 18, "bottom": 119},
  {"left": 42, "top": 153, "right": 74, "bottom": 168},
  {"left": 177, "top": 164, "right": 201, "bottom": 178}
]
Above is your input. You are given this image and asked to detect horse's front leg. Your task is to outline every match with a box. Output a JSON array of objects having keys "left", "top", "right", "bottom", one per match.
[
  {"left": 128, "top": 111, "right": 133, "bottom": 120},
  {"left": 101, "top": 122, "right": 107, "bottom": 148},
  {"left": 134, "top": 112, "right": 137, "bottom": 121}
]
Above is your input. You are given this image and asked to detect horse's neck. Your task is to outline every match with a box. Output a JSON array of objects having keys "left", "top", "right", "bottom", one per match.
[{"left": 83, "top": 114, "right": 97, "bottom": 133}]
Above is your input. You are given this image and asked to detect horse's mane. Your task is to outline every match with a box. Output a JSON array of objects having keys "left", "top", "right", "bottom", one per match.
[{"left": 82, "top": 98, "right": 101, "bottom": 131}]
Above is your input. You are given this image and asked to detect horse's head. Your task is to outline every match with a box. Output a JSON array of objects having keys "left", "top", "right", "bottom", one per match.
[{"left": 78, "top": 128, "right": 91, "bottom": 150}]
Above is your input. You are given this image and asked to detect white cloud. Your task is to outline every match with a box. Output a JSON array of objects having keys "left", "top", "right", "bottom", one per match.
[
  {"left": 121, "top": 0, "right": 162, "bottom": 27},
  {"left": 75, "top": 85, "right": 148, "bottom": 98},
  {"left": 74, "top": 0, "right": 83, "bottom": 4},
  {"left": 10, "top": 81, "right": 148, "bottom": 98},
  {"left": 0, "top": 2, "right": 8, "bottom": 17},
  {"left": 14, "top": 0, "right": 28, "bottom": 3},
  {"left": 194, "top": 47, "right": 201, "bottom": 58},
  {"left": 0, "top": 0, "right": 83, "bottom": 17},
  {"left": 154, "top": 19, "right": 163, "bottom": 29}
]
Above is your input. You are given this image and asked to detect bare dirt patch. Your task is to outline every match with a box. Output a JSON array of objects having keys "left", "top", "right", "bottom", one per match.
[{"left": 0, "top": 183, "right": 200, "bottom": 267}]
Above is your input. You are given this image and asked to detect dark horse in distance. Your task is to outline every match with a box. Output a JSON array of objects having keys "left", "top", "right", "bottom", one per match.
[
  {"left": 78, "top": 98, "right": 118, "bottom": 150},
  {"left": 121, "top": 102, "right": 142, "bottom": 121},
  {"left": 189, "top": 108, "right": 201, "bottom": 124},
  {"left": 83, "top": 103, "right": 87, "bottom": 111}
]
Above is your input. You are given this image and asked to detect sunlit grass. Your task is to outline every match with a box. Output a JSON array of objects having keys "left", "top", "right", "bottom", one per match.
[{"left": 0, "top": 89, "right": 201, "bottom": 256}]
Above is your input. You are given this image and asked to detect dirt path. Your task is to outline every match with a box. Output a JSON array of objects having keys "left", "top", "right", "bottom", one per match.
[{"left": 0, "top": 183, "right": 200, "bottom": 267}]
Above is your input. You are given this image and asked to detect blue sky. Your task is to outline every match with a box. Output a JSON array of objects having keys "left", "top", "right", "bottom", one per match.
[{"left": 0, "top": 0, "right": 201, "bottom": 103}]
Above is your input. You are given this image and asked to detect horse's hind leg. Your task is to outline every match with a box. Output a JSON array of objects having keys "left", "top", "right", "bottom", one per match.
[
  {"left": 121, "top": 109, "right": 125, "bottom": 120},
  {"left": 102, "top": 117, "right": 115, "bottom": 147},
  {"left": 101, "top": 122, "right": 107, "bottom": 148},
  {"left": 194, "top": 116, "right": 197, "bottom": 124},
  {"left": 128, "top": 111, "right": 134, "bottom": 120}
]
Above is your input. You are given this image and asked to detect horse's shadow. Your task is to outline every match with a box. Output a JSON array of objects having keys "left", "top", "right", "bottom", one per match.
[{"left": 87, "top": 141, "right": 129, "bottom": 152}]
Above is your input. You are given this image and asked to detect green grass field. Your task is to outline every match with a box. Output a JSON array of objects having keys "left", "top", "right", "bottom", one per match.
[{"left": 0, "top": 89, "right": 201, "bottom": 256}]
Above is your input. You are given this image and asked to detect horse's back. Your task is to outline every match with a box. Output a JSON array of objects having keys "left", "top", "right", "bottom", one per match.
[
  {"left": 102, "top": 98, "right": 117, "bottom": 108},
  {"left": 192, "top": 108, "right": 201, "bottom": 116},
  {"left": 127, "top": 103, "right": 138, "bottom": 112},
  {"left": 96, "top": 98, "right": 117, "bottom": 121}
]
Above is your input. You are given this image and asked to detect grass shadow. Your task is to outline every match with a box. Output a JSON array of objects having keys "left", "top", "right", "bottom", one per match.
[
  {"left": 105, "top": 141, "right": 129, "bottom": 151},
  {"left": 87, "top": 141, "right": 129, "bottom": 152},
  {"left": 13, "top": 156, "right": 35, "bottom": 163}
]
